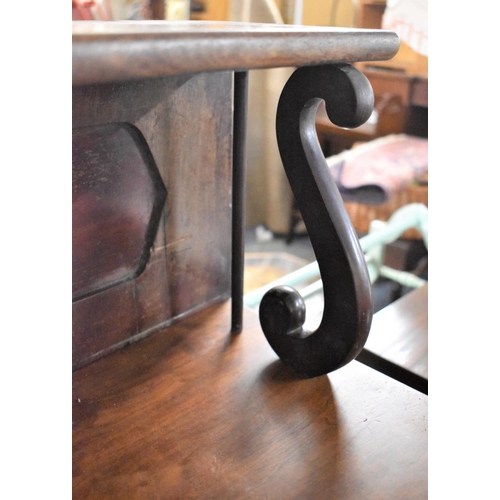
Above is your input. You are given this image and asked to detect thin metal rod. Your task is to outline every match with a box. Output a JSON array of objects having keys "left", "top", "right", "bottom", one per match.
[{"left": 231, "top": 71, "right": 248, "bottom": 333}]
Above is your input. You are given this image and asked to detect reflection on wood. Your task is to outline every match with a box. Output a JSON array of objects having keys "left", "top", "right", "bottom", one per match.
[
  {"left": 357, "top": 284, "right": 428, "bottom": 393},
  {"left": 73, "top": 303, "right": 427, "bottom": 499},
  {"left": 72, "top": 73, "right": 233, "bottom": 370},
  {"left": 72, "top": 123, "right": 167, "bottom": 300}
]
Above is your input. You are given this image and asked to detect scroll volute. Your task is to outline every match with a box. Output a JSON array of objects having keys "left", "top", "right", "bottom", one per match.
[{"left": 259, "top": 64, "right": 374, "bottom": 378}]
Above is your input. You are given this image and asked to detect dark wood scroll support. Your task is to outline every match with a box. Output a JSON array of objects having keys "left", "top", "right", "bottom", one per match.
[
  {"left": 259, "top": 64, "right": 375, "bottom": 378},
  {"left": 231, "top": 71, "right": 249, "bottom": 334}
]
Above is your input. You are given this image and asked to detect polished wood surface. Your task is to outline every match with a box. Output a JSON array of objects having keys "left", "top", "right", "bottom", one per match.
[
  {"left": 72, "top": 21, "right": 400, "bottom": 370},
  {"left": 357, "top": 284, "right": 428, "bottom": 393},
  {"left": 260, "top": 64, "right": 374, "bottom": 377},
  {"left": 73, "top": 304, "right": 427, "bottom": 499},
  {"left": 72, "top": 71, "right": 233, "bottom": 369},
  {"left": 72, "top": 21, "right": 399, "bottom": 85},
  {"left": 72, "top": 123, "right": 167, "bottom": 300},
  {"left": 365, "top": 284, "right": 428, "bottom": 378},
  {"left": 72, "top": 23, "right": 427, "bottom": 498}
]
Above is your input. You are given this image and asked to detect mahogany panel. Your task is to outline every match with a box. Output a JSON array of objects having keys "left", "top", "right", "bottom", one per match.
[
  {"left": 72, "top": 122, "right": 166, "bottom": 300},
  {"left": 73, "top": 304, "right": 428, "bottom": 499},
  {"left": 72, "top": 280, "right": 138, "bottom": 365},
  {"left": 72, "top": 72, "right": 233, "bottom": 370}
]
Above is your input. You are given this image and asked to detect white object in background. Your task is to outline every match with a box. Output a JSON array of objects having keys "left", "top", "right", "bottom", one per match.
[
  {"left": 108, "top": 0, "right": 151, "bottom": 19},
  {"left": 293, "top": 0, "right": 303, "bottom": 25},
  {"left": 255, "top": 225, "right": 274, "bottom": 243},
  {"left": 165, "top": 0, "right": 191, "bottom": 20},
  {"left": 230, "top": 0, "right": 283, "bottom": 23},
  {"left": 382, "top": 0, "right": 428, "bottom": 56}
]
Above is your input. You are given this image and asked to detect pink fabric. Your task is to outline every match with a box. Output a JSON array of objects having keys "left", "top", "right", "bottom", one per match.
[{"left": 327, "top": 134, "right": 428, "bottom": 205}]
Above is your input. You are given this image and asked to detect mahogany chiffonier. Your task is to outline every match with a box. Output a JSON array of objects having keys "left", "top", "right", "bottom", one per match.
[{"left": 73, "top": 21, "right": 427, "bottom": 499}]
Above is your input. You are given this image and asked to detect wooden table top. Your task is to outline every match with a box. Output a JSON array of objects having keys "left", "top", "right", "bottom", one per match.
[
  {"left": 73, "top": 302, "right": 427, "bottom": 499},
  {"left": 365, "top": 284, "right": 428, "bottom": 378},
  {"left": 358, "top": 284, "right": 428, "bottom": 394},
  {"left": 72, "top": 20, "right": 399, "bottom": 85}
]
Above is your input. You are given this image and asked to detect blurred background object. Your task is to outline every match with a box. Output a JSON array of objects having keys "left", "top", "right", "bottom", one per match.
[
  {"left": 72, "top": 0, "right": 153, "bottom": 20},
  {"left": 382, "top": 0, "right": 427, "bottom": 57}
]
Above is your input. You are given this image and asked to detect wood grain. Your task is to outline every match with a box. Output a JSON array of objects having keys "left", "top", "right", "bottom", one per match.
[
  {"left": 72, "top": 122, "right": 166, "bottom": 300},
  {"left": 72, "top": 21, "right": 400, "bottom": 85},
  {"left": 363, "top": 284, "right": 428, "bottom": 376},
  {"left": 72, "top": 20, "right": 401, "bottom": 370},
  {"left": 72, "top": 71, "right": 233, "bottom": 370},
  {"left": 259, "top": 64, "right": 374, "bottom": 377},
  {"left": 73, "top": 304, "right": 427, "bottom": 499},
  {"left": 71, "top": 22, "right": 427, "bottom": 499}
]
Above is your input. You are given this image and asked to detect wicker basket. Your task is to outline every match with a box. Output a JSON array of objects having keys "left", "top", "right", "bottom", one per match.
[{"left": 344, "top": 182, "right": 428, "bottom": 239}]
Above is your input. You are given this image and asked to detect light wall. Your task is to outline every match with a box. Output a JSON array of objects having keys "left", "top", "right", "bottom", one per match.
[
  {"left": 185, "top": 0, "right": 358, "bottom": 27},
  {"left": 274, "top": 0, "right": 357, "bottom": 27}
]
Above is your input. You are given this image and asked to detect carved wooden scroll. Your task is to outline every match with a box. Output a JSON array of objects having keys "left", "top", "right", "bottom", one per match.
[{"left": 259, "top": 64, "right": 374, "bottom": 378}]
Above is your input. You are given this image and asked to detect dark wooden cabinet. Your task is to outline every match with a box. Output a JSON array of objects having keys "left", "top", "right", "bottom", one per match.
[
  {"left": 72, "top": 21, "right": 427, "bottom": 499},
  {"left": 71, "top": 20, "right": 400, "bottom": 369}
]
